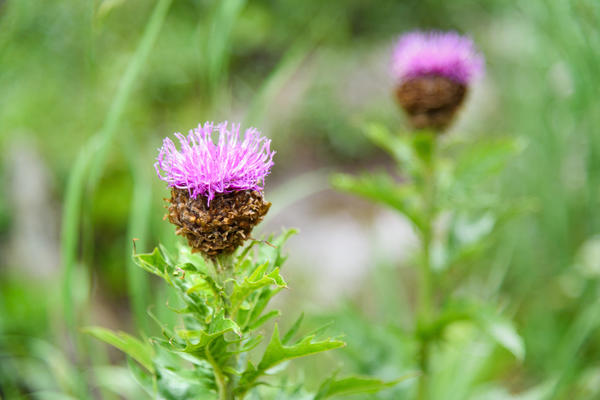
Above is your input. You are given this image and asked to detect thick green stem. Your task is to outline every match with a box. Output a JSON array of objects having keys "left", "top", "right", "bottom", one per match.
[
  {"left": 416, "top": 137, "right": 437, "bottom": 400},
  {"left": 206, "top": 344, "right": 229, "bottom": 400},
  {"left": 417, "top": 233, "right": 433, "bottom": 400},
  {"left": 417, "top": 337, "right": 430, "bottom": 400},
  {"left": 209, "top": 255, "right": 239, "bottom": 400},
  {"left": 417, "top": 229, "right": 432, "bottom": 400}
]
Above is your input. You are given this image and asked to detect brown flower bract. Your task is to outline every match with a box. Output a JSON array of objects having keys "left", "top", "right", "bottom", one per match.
[
  {"left": 168, "top": 188, "right": 271, "bottom": 257},
  {"left": 395, "top": 76, "right": 467, "bottom": 132}
]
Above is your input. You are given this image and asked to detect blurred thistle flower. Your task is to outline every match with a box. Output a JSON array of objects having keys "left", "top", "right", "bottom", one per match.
[
  {"left": 392, "top": 31, "right": 484, "bottom": 131},
  {"left": 155, "top": 122, "right": 274, "bottom": 256},
  {"left": 392, "top": 31, "right": 484, "bottom": 85}
]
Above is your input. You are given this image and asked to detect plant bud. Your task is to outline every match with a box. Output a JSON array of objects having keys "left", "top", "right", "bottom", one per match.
[{"left": 392, "top": 31, "right": 484, "bottom": 132}]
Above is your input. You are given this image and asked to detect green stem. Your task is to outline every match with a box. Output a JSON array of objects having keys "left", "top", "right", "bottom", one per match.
[
  {"left": 417, "top": 337, "right": 430, "bottom": 400},
  {"left": 416, "top": 137, "right": 437, "bottom": 400},
  {"left": 209, "top": 255, "right": 239, "bottom": 400},
  {"left": 417, "top": 229, "right": 432, "bottom": 400},
  {"left": 124, "top": 135, "right": 152, "bottom": 333},
  {"left": 206, "top": 343, "right": 229, "bottom": 400}
]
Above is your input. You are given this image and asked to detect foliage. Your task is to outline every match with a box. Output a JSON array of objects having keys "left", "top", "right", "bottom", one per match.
[
  {"left": 333, "top": 123, "right": 526, "bottom": 398},
  {"left": 2, "top": 0, "right": 600, "bottom": 399},
  {"left": 87, "top": 230, "right": 402, "bottom": 399}
]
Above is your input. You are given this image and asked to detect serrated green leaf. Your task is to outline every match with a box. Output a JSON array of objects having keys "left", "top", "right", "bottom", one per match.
[
  {"left": 283, "top": 313, "right": 304, "bottom": 344},
  {"left": 134, "top": 247, "right": 172, "bottom": 282},
  {"left": 147, "top": 308, "right": 175, "bottom": 340},
  {"left": 304, "top": 321, "right": 335, "bottom": 339},
  {"left": 258, "top": 228, "right": 298, "bottom": 268},
  {"left": 247, "top": 309, "right": 281, "bottom": 331},
  {"left": 314, "top": 373, "right": 416, "bottom": 399},
  {"left": 259, "top": 324, "right": 345, "bottom": 369},
  {"left": 185, "top": 271, "right": 222, "bottom": 299},
  {"left": 176, "top": 310, "right": 241, "bottom": 352},
  {"left": 237, "top": 324, "right": 345, "bottom": 394},
  {"left": 176, "top": 243, "right": 210, "bottom": 275},
  {"left": 247, "top": 287, "right": 283, "bottom": 325},
  {"left": 84, "top": 327, "right": 154, "bottom": 373},
  {"left": 233, "top": 335, "right": 264, "bottom": 355},
  {"left": 155, "top": 362, "right": 215, "bottom": 400},
  {"left": 230, "top": 265, "right": 287, "bottom": 314}
]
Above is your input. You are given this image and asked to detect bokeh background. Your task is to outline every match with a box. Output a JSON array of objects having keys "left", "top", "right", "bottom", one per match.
[{"left": 2, "top": 0, "right": 600, "bottom": 399}]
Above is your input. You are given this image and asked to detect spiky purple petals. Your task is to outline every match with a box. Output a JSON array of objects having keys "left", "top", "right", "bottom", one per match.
[
  {"left": 155, "top": 122, "right": 275, "bottom": 204},
  {"left": 392, "top": 31, "right": 484, "bottom": 85}
]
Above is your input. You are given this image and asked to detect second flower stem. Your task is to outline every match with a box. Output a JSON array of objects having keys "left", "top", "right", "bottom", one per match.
[
  {"left": 417, "top": 138, "right": 437, "bottom": 400},
  {"left": 417, "top": 229, "right": 432, "bottom": 400}
]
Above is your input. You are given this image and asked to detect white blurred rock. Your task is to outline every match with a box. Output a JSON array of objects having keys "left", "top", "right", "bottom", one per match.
[{"left": 4, "top": 137, "right": 59, "bottom": 276}]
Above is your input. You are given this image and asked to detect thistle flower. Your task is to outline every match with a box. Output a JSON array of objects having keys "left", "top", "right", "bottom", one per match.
[
  {"left": 155, "top": 122, "right": 274, "bottom": 256},
  {"left": 392, "top": 31, "right": 484, "bottom": 131}
]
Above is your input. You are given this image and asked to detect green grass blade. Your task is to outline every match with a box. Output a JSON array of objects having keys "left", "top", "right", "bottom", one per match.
[
  {"left": 86, "top": 0, "right": 173, "bottom": 189},
  {"left": 124, "top": 135, "right": 152, "bottom": 333},
  {"left": 59, "top": 0, "right": 172, "bottom": 393}
]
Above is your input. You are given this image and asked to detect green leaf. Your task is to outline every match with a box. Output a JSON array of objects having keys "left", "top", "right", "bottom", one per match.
[
  {"left": 332, "top": 172, "right": 424, "bottom": 230},
  {"left": 84, "top": 327, "right": 155, "bottom": 373},
  {"left": 234, "top": 335, "right": 264, "bottom": 354},
  {"left": 479, "top": 313, "right": 525, "bottom": 361},
  {"left": 247, "top": 309, "right": 281, "bottom": 331},
  {"left": 453, "top": 138, "right": 524, "bottom": 189},
  {"left": 304, "top": 321, "right": 335, "bottom": 338},
  {"left": 127, "top": 358, "right": 158, "bottom": 399},
  {"left": 314, "top": 373, "right": 416, "bottom": 399},
  {"left": 439, "top": 212, "right": 497, "bottom": 271},
  {"left": 185, "top": 270, "right": 222, "bottom": 299},
  {"left": 155, "top": 362, "right": 216, "bottom": 400},
  {"left": 176, "top": 310, "right": 241, "bottom": 352},
  {"left": 363, "top": 123, "right": 414, "bottom": 167},
  {"left": 259, "top": 324, "right": 345, "bottom": 369},
  {"left": 431, "top": 302, "right": 525, "bottom": 361},
  {"left": 22, "top": 392, "right": 79, "bottom": 400},
  {"left": 230, "top": 265, "right": 287, "bottom": 314},
  {"left": 245, "top": 287, "right": 284, "bottom": 329},
  {"left": 176, "top": 244, "right": 210, "bottom": 275},
  {"left": 237, "top": 324, "right": 345, "bottom": 393},
  {"left": 283, "top": 313, "right": 304, "bottom": 344},
  {"left": 257, "top": 228, "right": 298, "bottom": 269},
  {"left": 134, "top": 247, "right": 172, "bottom": 282}
]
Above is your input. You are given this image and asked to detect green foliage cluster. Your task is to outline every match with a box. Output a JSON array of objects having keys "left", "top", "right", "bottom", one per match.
[
  {"left": 87, "top": 230, "right": 404, "bottom": 399},
  {"left": 333, "top": 124, "right": 525, "bottom": 398}
]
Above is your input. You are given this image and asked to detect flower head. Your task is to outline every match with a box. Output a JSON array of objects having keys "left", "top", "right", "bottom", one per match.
[
  {"left": 392, "top": 31, "right": 484, "bottom": 85},
  {"left": 155, "top": 122, "right": 275, "bottom": 204}
]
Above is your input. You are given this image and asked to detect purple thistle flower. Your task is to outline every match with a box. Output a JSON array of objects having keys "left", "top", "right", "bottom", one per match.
[
  {"left": 392, "top": 31, "right": 484, "bottom": 85},
  {"left": 155, "top": 121, "right": 275, "bottom": 205}
]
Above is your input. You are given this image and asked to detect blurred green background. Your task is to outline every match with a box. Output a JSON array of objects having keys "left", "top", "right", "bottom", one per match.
[{"left": 1, "top": 0, "right": 600, "bottom": 399}]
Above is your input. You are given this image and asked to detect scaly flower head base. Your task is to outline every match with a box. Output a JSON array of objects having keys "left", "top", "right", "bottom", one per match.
[
  {"left": 396, "top": 76, "right": 467, "bottom": 131},
  {"left": 392, "top": 31, "right": 484, "bottom": 131},
  {"left": 168, "top": 188, "right": 270, "bottom": 256},
  {"left": 155, "top": 121, "right": 275, "bottom": 256}
]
